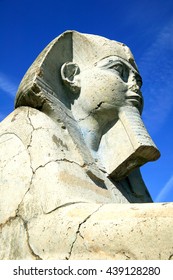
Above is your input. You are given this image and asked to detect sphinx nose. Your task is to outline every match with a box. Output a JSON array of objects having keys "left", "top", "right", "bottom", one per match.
[
  {"left": 128, "top": 74, "right": 142, "bottom": 93},
  {"left": 129, "top": 83, "right": 140, "bottom": 93}
]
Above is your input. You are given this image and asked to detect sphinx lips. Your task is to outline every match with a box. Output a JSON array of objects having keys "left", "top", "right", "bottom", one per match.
[{"left": 126, "top": 92, "right": 143, "bottom": 112}]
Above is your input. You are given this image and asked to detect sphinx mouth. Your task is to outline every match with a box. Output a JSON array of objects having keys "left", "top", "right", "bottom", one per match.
[
  {"left": 126, "top": 95, "right": 142, "bottom": 102},
  {"left": 125, "top": 93, "right": 143, "bottom": 111}
]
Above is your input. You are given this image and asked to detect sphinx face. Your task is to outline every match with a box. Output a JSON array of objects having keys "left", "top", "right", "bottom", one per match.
[{"left": 78, "top": 55, "right": 143, "bottom": 122}]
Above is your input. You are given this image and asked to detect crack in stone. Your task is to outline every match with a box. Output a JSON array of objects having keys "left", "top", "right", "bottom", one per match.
[
  {"left": 0, "top": 215, "right": 17, "bottom": 230},
  {"left": 0, "top": 136, "right": 13, "bottom": 145},
  {"left": 13, "top": 214, "right": 43, "bottom": 260},
  {"left": 15, "top": 141, "right": 86, "bottom": 212},
  {"left": 116, "top": 250, "right": 136, "bottom": 260},
  {"left": 14, "top": 169, "right": 36, "bottom": 216},
  {"left": 1, "top": 149, "right": 24, "bottom": 169},
  {"left": 78, "top": 102, "right": 105, "bottom": 122},
  {"left": 44, "top": 201, "right": 87, "bottom": 215},
  {"left": 25, "top": 109, "right": 35, "bottom": 178},
  {"left": 66, "top": 204, "right": 103, "bottom": 260},
  {"left": 56, "top": 158, "right": 85, "bottom": 168},
  {"left": 25, "top": 109, "right": 86, "bottom": 174},
  {"left": 0, "top": 213, "right": 42, "bottom": 259},
  {"left": 0, "top": 132, "right": 22, "bottom": 140},
  {"left": 21, "top": 217, "right": 42, "bottom": 260},
  {"left": 33, "top": 158, "right": 85, "bottom": 174},
  {"left": 15, "top": 166, "right": 36, "bottom": 215},
  {"left": 95, "top": 101, "right": 104, "bottom": 109},
  {"left": 26, "top": 108, "right": 35, "bottom": 150},
  {"left": 16, "top": 158, "right": 86, "bottom": 208},
  {"left": 0, "top": 187, "right": 31, "bottom": 229},
  {"left": 0, "top": 132, "right": 27, "bottom": 164},
  {"left": 122, "top": 252, "right": 131, "bottom": 260},
  {"left": 23, "top": 108, "right": 37, "bottom": 197}
]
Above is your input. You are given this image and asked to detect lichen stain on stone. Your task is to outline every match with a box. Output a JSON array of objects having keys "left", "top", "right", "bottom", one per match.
[
  {"left": 52, "top": 135, "right": 68, "bottom": 150},
  {"left": 11, "top": 113, "right": 19, "bottom": 122},
  {"left": 59, "top": 171, "right": 111, "bottom": 198}
]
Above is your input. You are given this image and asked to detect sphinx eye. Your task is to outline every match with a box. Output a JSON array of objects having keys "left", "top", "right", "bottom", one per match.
[
  {"left": 109, "top": 62, "right": 129, "bottom": 82},
  {"left": 110, "top": 63, "right": 124, "bottom": 76}
]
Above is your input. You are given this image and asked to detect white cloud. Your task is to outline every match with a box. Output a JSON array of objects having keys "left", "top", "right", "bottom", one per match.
[
  {"left": 155, "top": 175, "right": 173, "bottom": 202},
  {"left": 0, "top": 72, "right": 18, "bottom": 98}
]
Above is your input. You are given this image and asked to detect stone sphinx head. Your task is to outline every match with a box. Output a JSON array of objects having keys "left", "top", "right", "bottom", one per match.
[
  {"left": 15, "top": 30, "right": 160, "bottom": 180},
  {"left": 15, "top": 31, "right": 141, "bottom": 112}
]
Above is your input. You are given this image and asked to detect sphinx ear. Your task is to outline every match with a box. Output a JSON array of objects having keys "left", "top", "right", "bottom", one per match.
[{"left": 61, "top": 62, "right": 81, "bottom": 94}]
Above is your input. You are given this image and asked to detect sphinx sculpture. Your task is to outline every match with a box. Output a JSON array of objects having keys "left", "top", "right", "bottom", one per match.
[{"left": 0, "top": 31, "right": 173, "bottom": 260}]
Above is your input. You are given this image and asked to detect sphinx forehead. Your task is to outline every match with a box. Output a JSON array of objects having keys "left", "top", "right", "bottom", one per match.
[{"left": 72, "top": 31, "right": 138, "bottom": 71}]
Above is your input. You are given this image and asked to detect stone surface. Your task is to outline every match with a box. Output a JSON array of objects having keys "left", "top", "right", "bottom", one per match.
[
  {"left": 0, "top": 30, "right": 171, "bottom": 260},
  {"left": 14, "top": 30, "right": 161, "bottom": 202},
  {"left": 1, "top": 197, "right": 173, "bottom": 259}
]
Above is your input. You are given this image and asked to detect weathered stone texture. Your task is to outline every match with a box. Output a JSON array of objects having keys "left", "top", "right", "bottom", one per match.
[
  {"left": 1, "top": 197, "right": 173, "bottom": 259},
  {"left": 0, "top": 31, "right": 171, "bottom": 260}
]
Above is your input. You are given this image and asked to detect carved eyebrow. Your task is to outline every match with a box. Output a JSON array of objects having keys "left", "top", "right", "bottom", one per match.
[
  {"left": 95, "top": 56, "right": 139, "bottom": 75},
  {"left": 94, "top": 58, "right": 123, "bottom": 68},
  {"left": 95, "top": 57, "right": 143, "bottom": 85},
  {"left": 103, "top": 60, "right": 123, "bottom": 67}
]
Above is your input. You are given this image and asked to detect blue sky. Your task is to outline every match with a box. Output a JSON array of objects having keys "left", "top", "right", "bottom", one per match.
[{"left": 0, "top": 0, "right": 173, "bottom": 202}]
